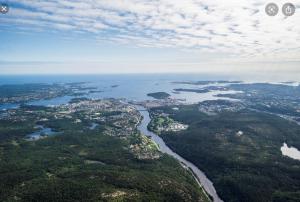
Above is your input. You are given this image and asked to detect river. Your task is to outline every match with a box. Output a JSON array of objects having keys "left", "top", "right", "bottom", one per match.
[{"left": 136, "top": 105, "right": 222, "bottom": 202}]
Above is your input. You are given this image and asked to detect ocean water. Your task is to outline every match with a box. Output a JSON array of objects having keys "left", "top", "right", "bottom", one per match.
[
  {"left": 0, "top": 74, "right": 240, "bottom": 108},
  {"left": 0, "top": 74, "right": 233, "bottom": 85}
]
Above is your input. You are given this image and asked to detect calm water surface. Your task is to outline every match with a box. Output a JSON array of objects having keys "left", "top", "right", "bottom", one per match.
[
  {"left": 27, "top": 125, "right": 57, "bottom": 141},
  {"left": 281, "top": 143, "right": 300, "bottom": 161}
]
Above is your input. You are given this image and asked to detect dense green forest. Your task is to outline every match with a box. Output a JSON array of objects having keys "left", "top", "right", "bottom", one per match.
[
  {"left": 150, "top": 105, "right": 300, "bottom": 202},
  {"left": 0, "top": 104, "right": 209, "bottom": 202}
]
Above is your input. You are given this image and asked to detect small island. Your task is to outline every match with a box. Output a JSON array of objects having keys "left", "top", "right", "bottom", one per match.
[
  {"left": 173, "top": 88, "right": 210, "bottom": 93},
  {"left": 147, "top": 92, "right": 170, "bottom": 99}
]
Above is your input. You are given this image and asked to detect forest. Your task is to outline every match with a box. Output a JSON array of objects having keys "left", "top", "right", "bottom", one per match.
[
  {"left": 150, "top": 104, "right": 300, "bottom": 202},
  {"left": 0, "top": 103, "right": 209, "bottom": 202}
]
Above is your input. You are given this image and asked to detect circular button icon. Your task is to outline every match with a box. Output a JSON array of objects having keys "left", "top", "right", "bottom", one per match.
[
  {"left": 282, "top": 3, "right": 295, "bottom": 17},
  {"left": 265, "top": 3, "right": 279, "bottom": 16},
  {"left": 0, "top": 3, "right": 9, "bottom": 14}
]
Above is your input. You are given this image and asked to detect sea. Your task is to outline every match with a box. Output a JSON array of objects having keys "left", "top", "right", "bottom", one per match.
[{"left": 0, "top": 74, "right": 241, "bottom": 109}]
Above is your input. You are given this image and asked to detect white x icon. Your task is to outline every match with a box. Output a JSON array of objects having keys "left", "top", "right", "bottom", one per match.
[{"left": 1, "top": 4, "right": 8, "bottom": 13}]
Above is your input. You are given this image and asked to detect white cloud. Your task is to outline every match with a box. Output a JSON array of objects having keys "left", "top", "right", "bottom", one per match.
[{"left": 2, "top": 0, "right": 300, "bottom": 61}]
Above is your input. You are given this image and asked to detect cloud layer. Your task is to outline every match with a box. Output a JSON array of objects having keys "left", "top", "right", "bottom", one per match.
[{"left": 2, "top": 0, "right": 300, "bottom": 60}]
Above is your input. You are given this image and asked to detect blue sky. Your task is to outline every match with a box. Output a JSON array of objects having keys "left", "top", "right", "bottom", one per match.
[{"left": 0, "top": 0, "right": 299, "bottom": 76}]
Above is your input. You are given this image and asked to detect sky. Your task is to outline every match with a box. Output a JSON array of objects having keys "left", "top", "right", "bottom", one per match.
[{"left": 0, "top": 0, "right": 299, "bottom": 78}]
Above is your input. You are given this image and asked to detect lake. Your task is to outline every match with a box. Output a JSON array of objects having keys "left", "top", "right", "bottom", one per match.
[
  {"left": 281, "top": 143, "right": 300, "bottom": 161},
  {"left": 27, "top": 125, "right": 58, "bottom": 141}
]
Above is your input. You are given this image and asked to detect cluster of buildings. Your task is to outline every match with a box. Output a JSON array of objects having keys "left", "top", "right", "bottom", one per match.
[
  {"left": 0, "top": 98, "right": 162, "bottom": 160},
  {"left": 150, "top": 111, "right": 188, "bottom": 134},
  {"left": 198, "top": 100, "right": 245, "bottom": 115},
  {"left": 154, "top": 120, "right": 188, "bottom": 133},
  {"left": 57, "top": 99, "right": 142, "bottom": 136}
]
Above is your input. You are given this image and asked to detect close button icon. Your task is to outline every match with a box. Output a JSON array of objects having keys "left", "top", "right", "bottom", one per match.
[{"left": 0, "top": 3, "right": 9, "bottom": 14}]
